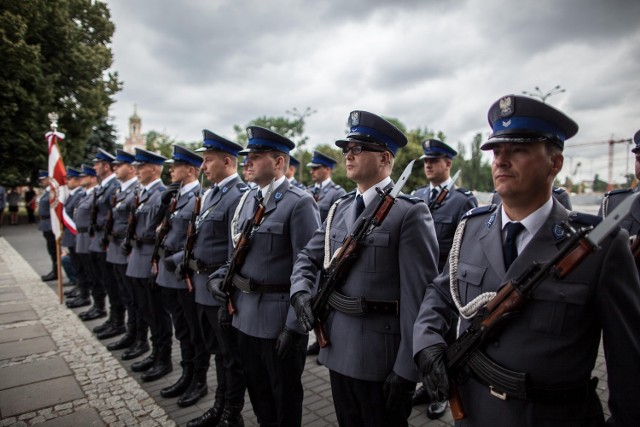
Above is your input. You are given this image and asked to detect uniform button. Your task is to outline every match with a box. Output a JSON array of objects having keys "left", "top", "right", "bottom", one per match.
[
  {"left": 368, "top": 238, "right": 374, "bottom": 243},
  {"left": 461, "top": 271, "right": 467, "bottom": 277},
  {"left": 384, "top": 325, "right": 391, "bottom": 331},
  {"left": 492, "top": 341, "right": 500, "bottom": 348},
  {"left": 332, "top": 233, "right": 336, "bottom": 238}
]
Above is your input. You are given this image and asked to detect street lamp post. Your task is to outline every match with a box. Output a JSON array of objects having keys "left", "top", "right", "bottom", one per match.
[{"left": 522, "top": 85, "right": 566, "bottom": 103}]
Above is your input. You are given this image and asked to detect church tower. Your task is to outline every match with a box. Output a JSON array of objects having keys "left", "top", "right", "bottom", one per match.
[{"left": 123, "top": 104, "right": 145, "bottom": 153}]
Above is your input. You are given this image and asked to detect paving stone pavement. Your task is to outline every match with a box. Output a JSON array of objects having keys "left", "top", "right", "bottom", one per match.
[{"left": 0, "top": 212, "right": 611, "bottom": 426}]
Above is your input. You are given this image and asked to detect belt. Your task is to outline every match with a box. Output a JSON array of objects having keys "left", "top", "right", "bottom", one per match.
[
  {"left": 111, "top": 232, "right": 126, "bottom": 239},
  {"left": 77, "top": 227, "right": 89, "bottom": 233},
  {"left": 232, "top": 273, "right": 290, "bottom": 293},
  {"left": 133, "top": 236, "right": 156, "bottom": 245},
  {"left": 328, "top": 291, "right": 399, "bottom": 316},
  {"left": 468, "top": 350, "right": 598, "bottom": 403},
  {"left": 93, "top": 225, "right": 104, "bottom": 232},
  {"left": 188, "top": 258, "right": 221, "bottom": 274},
  {"left": 158, "top": 247, "right": 177, "bottom": 258}
]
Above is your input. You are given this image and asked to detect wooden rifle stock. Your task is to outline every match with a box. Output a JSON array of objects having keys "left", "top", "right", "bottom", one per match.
[
  {"left": 182, "top": 190, "right": 202, "bottom": 292},
  {"left": 631, "top": 234, "right": 640, "bottom": 267},
  {"left": 444, "top": 225, "right": 592, "bottom": 420},
  {"left": 122, "top": 190, "right": 139, "bottom": 255},
  {"left": 428, "top": 187, "right": 450, "bottom": 211},
  {"left": 89, "top": 190, "right": 98, "bottom": 237},
  {"left": 311, "top": 190, "right": 397, "bottom": 347},
  {"left": 151, "top": 193, "right": 179, "bottom": 275},
  {"left": 221, "top": 197, "right": 267, "bottom": 315}
]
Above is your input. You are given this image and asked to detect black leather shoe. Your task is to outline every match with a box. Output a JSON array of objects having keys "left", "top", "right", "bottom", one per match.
[
  {"left": 160, "top": 367, "right": 193, "bottom": 398},
  {"left": 177, "top": 381, "right": 208, "bottom": 407},
  {"left": 217, "top": 404, "right": 245, "bottom": 427},
  {"left": 141, "top": 361, "right": 173, "bottom": 382},
  {"left": 426, "top": 400, "right": 448, "bottom": 420},
  {"left": 66, "top": 297, "right": 91, "bottom": 308},
  {"left": 307, "top": 341, "right": 320, "bottom": 356},
  {"left": 80, "top": 306, "right": 107, "bottom": 321},
  {"left": 131, "top": 353, "right": 155, "bottom": 372},
  {"left": 93, "top": 319, "right": 113, "bottom": 334},
  {"left": 64, "top": 287, "right": 80, "bottom": 297},
  {"left": 186, "top": 404, "right": 224, "bottom": 427},
  {"left": 107, "top": 334, "right": 136, "bottom": 351},
  {"left": 412, "top": 385, "right": 429, "bottom": 406},
  {"left": 122, "top": 341, "right": 150, "bottom": 361},
  {"left": 41, "top": 271, "right": 58, "bottom": 281},
  {"left": 97, "top": 324, "right": 126, "bottom": 340},
  {"left": 62, "top": 281, "right": 75, "bottom": 287}
]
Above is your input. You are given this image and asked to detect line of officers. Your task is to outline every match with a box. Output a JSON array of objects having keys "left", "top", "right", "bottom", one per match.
[{"left": 56, "top": 97, "right": 640, "bottom": 427}]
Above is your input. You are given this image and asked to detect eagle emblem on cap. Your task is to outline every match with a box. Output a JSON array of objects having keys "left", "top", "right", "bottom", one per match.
[
  {"left": 350, "top": 111, "right": 360, "bottom": 126},
  {"left": 247, "top": 128, "right": 253, "bottom": 139},
  {"left": 499, "top": 96, "right": 514, "bottom": 117},
  {"left": 423, "top": 140, "right": 431, "bottom": 150}
]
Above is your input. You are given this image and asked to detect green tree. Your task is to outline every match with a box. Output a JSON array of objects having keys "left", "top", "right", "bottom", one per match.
[
  {"left": 83, "top": 118, "right": 117, "bottom": 165},
  {"left": 592, "top": 174, "right": 608, "bottom": 192},
  {"left": 456, "top": 133, "right": 493, "bottom": 191},
  {"left": 0, "top": 0, "right": 121, "bottom": 185}
]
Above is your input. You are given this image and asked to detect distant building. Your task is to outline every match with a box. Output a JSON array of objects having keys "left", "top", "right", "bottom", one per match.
[{"left": 123, "top": 104, "right": 145, "bottom": 153}]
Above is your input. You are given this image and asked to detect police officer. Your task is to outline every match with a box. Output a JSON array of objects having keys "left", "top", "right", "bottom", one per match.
[
  {"left": 598, "top": 129, "right": 640, "bottom": 237},
  {"left": 413, "top": 95, "right": 640, "bottom": 426},
  {"left": 411, "top": 139, "right": 478, "bottom": 419},
  {"left": 306, "top": 150, "right": 346, "bottom": 222},
  {"left": 66, "top": 164, "right": 100, "bottom": 310},
  {"left": 291, "top": 110, "right": 440, "bottom": 427},
  {"left": 89, "top": 149, "right": 124, "bottom": 329},
  {"left": 37, "top": 171, "right": 57, "bottom": 281},
  {"left": 61, "top": 167, "right": 85, "bottom": 300},
  {"left": 125, "top": 148, "right": 172, "bottom": 382},
  {"left": 209, "top": 126, "right": 321, "bottom": 426},
  {"left": 413, "top": 139, "right": 478, "bottom": 272},
  {"left": 240, "top": 158, "right": 257, "bottom": 189},
  {"left": 286, "top": 155, "right": 305, "bottom": 189},
  {"left": 154, "top": 145, "right": 209, "bottom": 407},
  {"left": 181, "top": 130, "right": 248, "bottom": 427},
  {"left": 104, "top": 150, "right": 145, "bottom": 354}
]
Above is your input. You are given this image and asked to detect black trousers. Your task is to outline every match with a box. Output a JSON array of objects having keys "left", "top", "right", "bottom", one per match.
[
  {"left": 87, "top": 252, "right": 107, "bottom": 304},
  {"left": 236, "top": 330, "right": 307, "bottom": 427},
  {"left": 160, "top": 286, "right": 209, "bottom": 374},
  {"left": 94, "top": 252, "right": 124, "bottom": 318},
  {"left": 112, "top": 263, "right": 137, "bottom": 332},
  {"left": 130, "top": 277, "right": 172, "bottom": 360},
  {"left": 42, "top": 230, "right": 57, "bottom": 270},
  {"left": 198, "top": 304, "right": 246, "bottom": 405},
  {"left": 329, "top": 370, "right": 412, "bottom": 427}
]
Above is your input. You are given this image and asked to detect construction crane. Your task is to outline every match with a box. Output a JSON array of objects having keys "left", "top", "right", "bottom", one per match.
[{"left": 564, "top": 138, "right": 632, "bottom": 191}]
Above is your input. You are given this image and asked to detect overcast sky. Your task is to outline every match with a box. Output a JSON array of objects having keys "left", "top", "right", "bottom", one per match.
[{"left": 105, "top": 0, "right": 640, "bottom": 185}]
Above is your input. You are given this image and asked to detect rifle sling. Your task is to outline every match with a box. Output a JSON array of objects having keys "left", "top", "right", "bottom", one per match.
[
  {"left": 232, "top": 273, "right": 290, "bottom": 293},
  {"left": 328, "top": 290, "right": 399, "bottom": 316},
  {"left": 467, "top": 350, "right": 597, "bottom": 403}
]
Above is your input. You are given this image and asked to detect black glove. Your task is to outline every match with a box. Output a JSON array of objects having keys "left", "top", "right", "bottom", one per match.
[
  {"left": 163, "top": 255, "right": 177, "bottom": 272},
  {"left": 218, "top": 306, "right": 232, "bottom": 332},
  {"left": 161, "top": 182, "right": 181, "bottom": 205},
  {"left": 120, "top": 241, "right": 132, "bottom": 255},
  {"left": 207, "top": 270, "right": 227, "bottom": 304},
  {"left": 291, "top": 291, "right": 314, "bottom": 331},
  {"left": 416, "top": 343, "right": 450, "bottom": 402},
  {"left": 383, "top": 372, "right": 416, "bottom": 412},
  {"left": 275, "top": 327, "right": 305, "bottom": 359},
  {"left": 174, "top": 262, "right": 186, "bottom": 280}
]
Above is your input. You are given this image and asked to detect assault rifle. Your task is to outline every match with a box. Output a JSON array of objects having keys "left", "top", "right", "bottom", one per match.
[
  {"left": 221, "top": 180, "right": 275, "bottom": 315},
  {"left": 311, "top": 160, "right": 415, "bottom": 348},
  {"left": 121, "top": 188, "right": 140, "bottom": 256},
  {"left": 88, "top": 188, "right": 99, "bottom": 237},
  {"left": 151, "top": 183, "right": 181, "bottom": 276},
  {"left": 442, "top": 192, "right": 639, "bottom": 420},
  {"left": 100, "top": 192, "right": 117, "bottom": 249},
  {"left": 428, "top": 170, "right": 460, "bottom": 211},
  {"left": 181, "top": 175, "right": 204, "bottom": 292}
]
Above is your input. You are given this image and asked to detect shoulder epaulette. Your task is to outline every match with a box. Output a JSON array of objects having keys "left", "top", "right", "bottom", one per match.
[
  {"left": 332, "top": 184, "right": 343, "bottom": 190},
  {"left": 236, "top": 182, "right": 250, "bottom": 192},
  {"left": 553, "top": 187, "right": 567, "bottom": 195},
  {"left": 461, "top": 204, "right": 498, "bottom": 220},
  {"left": 338, "top": 190, "right": 356, "bottom": 201},
  {"left": 604, "top": 188, "right": 633, "bottom": 197},
  {"left": 456, "top": 187, "right": 474, "bottom": 196},
  {"left": 568, "top": 212, "right": 602, "bottom": 227},
  {"left": 397, "top": 194, "right": 424, "bottom": 204}
]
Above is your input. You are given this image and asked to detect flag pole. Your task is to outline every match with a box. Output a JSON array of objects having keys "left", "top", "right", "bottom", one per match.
[{"left": 48, "top": 112, "right": 65, "bottom": 304}]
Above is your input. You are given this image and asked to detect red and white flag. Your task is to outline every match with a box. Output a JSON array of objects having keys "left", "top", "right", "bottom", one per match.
[{"left": 46, "top": 130, "right": 72, "bottom": 239}]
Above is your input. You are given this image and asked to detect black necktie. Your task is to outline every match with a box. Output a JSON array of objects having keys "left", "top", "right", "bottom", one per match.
[
  {"left": 210, "top": 185, "right": 219, "bottom": 199},
  {"left": 257, "top": 189, "right": 263, "bottom": 204},
  {"left": 355, "top": 194, "right": 365, "bottom": 218},
  {"left": 430, "top": 187, "right": 439, "bottom": 202},
  {"left": 313, "top": 186, "right": 320, "bottom": 201},
  {"left": 503, "top": 222, "right": 525, "bottom": 269}
]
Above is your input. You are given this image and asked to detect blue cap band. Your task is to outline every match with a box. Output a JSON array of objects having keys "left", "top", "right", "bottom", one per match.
[
  {"left": 203, "top": 138, "right": 240, "bottom": 156},
  {"left": 310, "top": 156, "right": 334, "bottom": 168},
  {"left": 424, "top": 146, "right": 453, "bottom": 158},
  {"left": 349, "top": 125, "right": 399, "bottom": 154},
  {"left": 172, "top": 152, "right": 201, "bottom": 166},
  {"left": 248, "top": 138, "right": 291, "bottom": 154},
  {"left": 135, "top": 153, "right": 165, "bottom": 165},
  {"left": 492, "top": 116, "right": 566, "bottom": 143}
]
